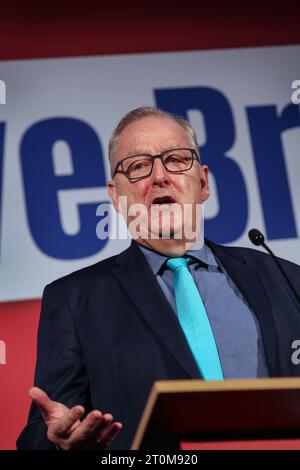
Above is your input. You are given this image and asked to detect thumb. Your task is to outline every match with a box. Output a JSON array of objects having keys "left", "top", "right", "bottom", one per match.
[{"left": 29, "top": 386, "right": 54, "bottom": 421}]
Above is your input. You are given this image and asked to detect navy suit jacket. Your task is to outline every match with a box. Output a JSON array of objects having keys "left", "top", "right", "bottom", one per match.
[{"left": 17, "top": 240, "right": 300, "bottom": 450}]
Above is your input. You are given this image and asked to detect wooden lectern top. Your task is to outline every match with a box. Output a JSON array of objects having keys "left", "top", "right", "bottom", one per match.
[{"left": 131, "top": 378, "right": 300, "bottom": 450}]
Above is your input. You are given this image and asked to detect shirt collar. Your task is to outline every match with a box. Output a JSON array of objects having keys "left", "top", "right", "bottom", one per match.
[{"left": 137, "top": 241, "right": 218, "bottom": 276}]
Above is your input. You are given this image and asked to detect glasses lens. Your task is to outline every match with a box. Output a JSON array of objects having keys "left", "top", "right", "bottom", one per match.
[
  {"left": 121, "top": 149, "right": 195, "bottom": 179},
  {"left": 123, "top": 155, "right": 152, "bottom": 178},
  {"left": 163, "top": 149, "right": 193, "bottom": 172}
]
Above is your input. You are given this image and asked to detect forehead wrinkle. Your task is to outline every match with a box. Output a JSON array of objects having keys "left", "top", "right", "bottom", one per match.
[{"left": 124, "top": 143, "right": 192, "bottom": 158}]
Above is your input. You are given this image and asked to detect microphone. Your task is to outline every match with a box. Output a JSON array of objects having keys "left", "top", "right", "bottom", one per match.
[{"left": 248, "top": 228, "right": 300, "bottom": 312}]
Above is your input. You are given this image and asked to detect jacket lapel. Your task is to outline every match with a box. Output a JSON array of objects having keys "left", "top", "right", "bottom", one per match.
[
  {"left": 206, "top": 239, "right": 281, "bottom": 377},
  {"left": 112, "top": 242, "right": 202, "bottom": 379}
]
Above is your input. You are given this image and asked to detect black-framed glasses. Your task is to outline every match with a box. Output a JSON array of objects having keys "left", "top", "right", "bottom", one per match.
[{"left": 113, "top": 148, "right": 200, "bottom": 180}]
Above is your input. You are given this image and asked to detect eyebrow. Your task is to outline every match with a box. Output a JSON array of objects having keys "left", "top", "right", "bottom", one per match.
[{"left": 124, "top": 145, "right": 188, "bottom": 157}]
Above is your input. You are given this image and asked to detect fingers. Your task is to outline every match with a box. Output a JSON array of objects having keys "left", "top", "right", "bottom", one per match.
[
  {"left": 65, "top": 411, "right": 111, "bottom": 449},
  {"left": 29, "top": 386, "right": 54, "bottom": 421},
  {"left": 48, "top": 405, "right": 85, "bottom": 442},
  {"left": 97, "top": 419, "right": 123, "bottom": 448},
  {"left": 53, "top": 410, "right": 123, "bottom": 450},
  {"left": 76, "top": 413, "right": 123, "bottom": 450}
]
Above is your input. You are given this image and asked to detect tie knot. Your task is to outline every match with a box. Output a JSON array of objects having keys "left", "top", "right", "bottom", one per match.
[{"left": 166, "top": 257, "right": 190, "bottom": 272}]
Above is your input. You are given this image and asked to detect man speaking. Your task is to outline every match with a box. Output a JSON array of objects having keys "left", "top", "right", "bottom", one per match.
[{"left": 17, "top": 107, "right": 300, "bottom": 450}]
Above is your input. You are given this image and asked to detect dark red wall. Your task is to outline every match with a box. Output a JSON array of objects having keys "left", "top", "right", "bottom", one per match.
[{"left": 0, "top": 1, "right": 299, "bottom": 60}]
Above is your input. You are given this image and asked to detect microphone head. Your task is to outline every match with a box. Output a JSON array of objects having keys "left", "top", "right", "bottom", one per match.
[{"left": 248, "top": 228, "right": 265, "bottom": 246}]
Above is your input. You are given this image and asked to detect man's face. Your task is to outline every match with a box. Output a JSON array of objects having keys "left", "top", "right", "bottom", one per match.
[{"left": 108, "top": 116, "right": 209, "bottom": 240}]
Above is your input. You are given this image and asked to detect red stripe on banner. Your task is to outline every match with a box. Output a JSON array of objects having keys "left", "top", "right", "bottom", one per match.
[
  {"left": 180, "top": 439, "right": 300, "bottom": 450},
  {"left": 0, "top": 2, "right": 299, "bottom": 60},
  {"left": 0, "top": 299, "right": 41, "bottom": 450}
]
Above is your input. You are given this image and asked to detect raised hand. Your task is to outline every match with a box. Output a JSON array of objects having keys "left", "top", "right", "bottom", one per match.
[{"left": 29, "top": 386, "right": 122, "bottom": 449}]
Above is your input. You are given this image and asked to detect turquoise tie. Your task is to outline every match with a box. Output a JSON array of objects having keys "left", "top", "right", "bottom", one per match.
[{"left": 166, "top": 257, "right": 224, "bottom": 380}]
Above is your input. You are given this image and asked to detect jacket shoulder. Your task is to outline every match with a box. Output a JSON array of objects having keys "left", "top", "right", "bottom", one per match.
[
  {"left": 207, "top": 240, "right": 300, "bottom": 272},
  {"left": 44, "top": 245, "right": 131, "bottom": 294}
]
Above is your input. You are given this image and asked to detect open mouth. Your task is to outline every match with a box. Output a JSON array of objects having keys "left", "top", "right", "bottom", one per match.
[{"left": 151, "top": 196, "right": 176, "bottom": 206}]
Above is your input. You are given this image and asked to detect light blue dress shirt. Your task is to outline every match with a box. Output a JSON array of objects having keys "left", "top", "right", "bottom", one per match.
[{"left": 138, "top": 242, "right": 269, "bottom": 379}]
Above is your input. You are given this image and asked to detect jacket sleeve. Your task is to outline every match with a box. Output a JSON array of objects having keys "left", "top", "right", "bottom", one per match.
[{"left": 16, "top": 281, "right": 90, "bottom": 450}]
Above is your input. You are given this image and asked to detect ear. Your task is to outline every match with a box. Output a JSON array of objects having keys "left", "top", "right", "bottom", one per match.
[
  {"left": 108, "top": 180, "right": 122, "bottom": 213},
  {"left": 200, "top": 164, "right": 210, "bottom": 203}
]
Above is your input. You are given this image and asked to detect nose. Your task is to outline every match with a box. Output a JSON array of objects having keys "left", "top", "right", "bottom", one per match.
[{"left": 150, "top": 157, "right": 170, "bottom": 186}]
